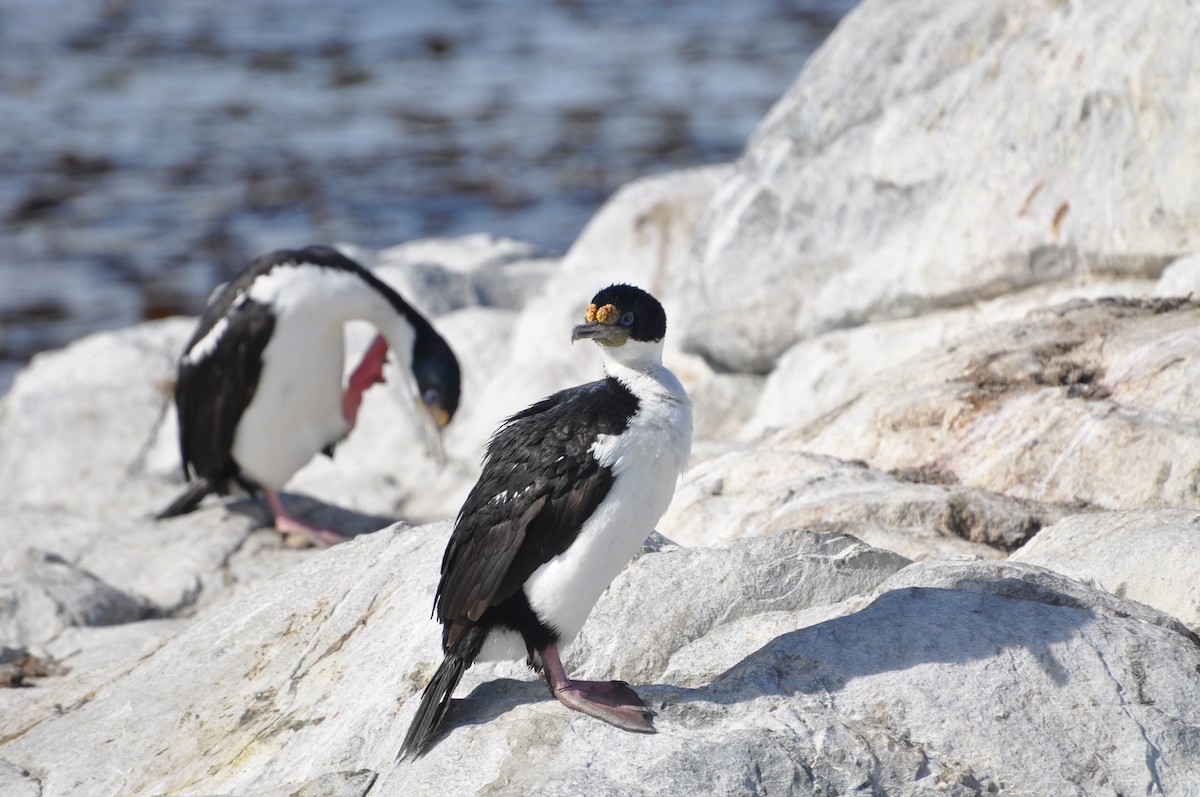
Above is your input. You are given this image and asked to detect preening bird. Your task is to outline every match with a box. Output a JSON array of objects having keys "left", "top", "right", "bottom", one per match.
[
  {"left": 158, "top": 245, "right": 461, "bottom": 547},
  {"left": 400, "top": 283, "right": 692, "bottom": 758}
]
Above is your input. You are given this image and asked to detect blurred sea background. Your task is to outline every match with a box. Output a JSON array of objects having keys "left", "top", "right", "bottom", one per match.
[{"left": 0, "top": 0, "right": 857, "bottom": 395}]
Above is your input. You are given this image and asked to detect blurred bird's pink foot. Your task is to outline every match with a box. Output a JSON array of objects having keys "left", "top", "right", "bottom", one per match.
[{"left": 266, "top": 490, "right": 342, "bottom": 548}]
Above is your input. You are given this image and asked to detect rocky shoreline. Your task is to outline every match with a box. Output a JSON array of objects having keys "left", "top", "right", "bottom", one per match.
[{"left": 4, "top": 0, "right": 1200, "bottom": 794}]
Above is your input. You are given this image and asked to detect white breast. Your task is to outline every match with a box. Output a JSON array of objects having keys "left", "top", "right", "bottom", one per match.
[
  {"left": 523, "top": 364, "right": 692, "bottom": 647},
  {"left": 232, "top": 313, "right": 348, "bottom": 488}
]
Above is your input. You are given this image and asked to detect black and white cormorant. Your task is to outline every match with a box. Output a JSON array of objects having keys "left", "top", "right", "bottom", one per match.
[
  {"left": 157, "top": 245, "right": 461, "bottom": 547},
  {"left": 400, "top": 283, "right": 692, "bottom": 757}
]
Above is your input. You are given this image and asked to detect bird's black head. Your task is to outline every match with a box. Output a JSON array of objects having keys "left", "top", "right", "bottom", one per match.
[
  {"left": 571, "top": 284, "right": 667, "bottom": 347},
  {"left": 412, "top": 327, "right": 462, "bottom": 428}
]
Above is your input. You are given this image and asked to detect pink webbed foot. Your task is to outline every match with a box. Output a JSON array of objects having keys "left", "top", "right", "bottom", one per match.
[
  {"left": 266, "top": 490, "right": 343, "bottom": 548},
  {"left": 540, "top": 641, "right": 656, "bottom": 733},
  {"left": 552, "top": 678, "right": 657, "bottom": 733}
]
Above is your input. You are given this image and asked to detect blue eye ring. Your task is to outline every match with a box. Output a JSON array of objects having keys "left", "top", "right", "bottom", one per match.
[
  {"left": 423, "top": 387, "right": 441, "bottom": 406},
  {"left": 619, "top": 311, "right": 635, "bottom": 327}
]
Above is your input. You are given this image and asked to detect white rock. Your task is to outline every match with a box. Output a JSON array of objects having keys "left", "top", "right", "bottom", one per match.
[
  {"left": 0, "top": 526, "right": 444, "bottom": 797},
  {"left": 0, "top": 618, "right": 190, "bottom": 746},
  {"left": 679, "top": 0, "right": 1200, "bottom": 372},
  {"left": 562, "top": 165, "right": 734, "bottom": 307},
  {"left": 747, "top": 275, "right": 1156, "bottom": 439},
  {"left": 373, "top": 234, "right": 549, "bottom": 275},
  {"left": 85, "top": 509, "right": 300, "bottom": 616},
  {"left": 792, "top": 298, "right": 1200, "bottom": 510},
  {"left": 1011, "top": 508, "right": 1200, "bottom": 633},
  {"left": 5, "top": 525, "right": 1194, "bottom": 795},
  {"left": 661, "top": 445, "right": 1057, "bottom": 558},
  {"left": 0, "top": 318, "right": 193, "bottom": 518},
  {"left": 1155, "top": 251, "right": 1200, "bottom": 298},
  {"left": 662, "top": 354, "right": 765, "bottom": 441},
  {"left": 509, "top": 165, "right": 735, "bottom": 381},
  {"left": 0, "top": 760, "right": 40, "bottom": 797},
  {"left": 567, "top": 528, "right": 912, "bottom": 683},
  {"left": 0, "top": 503, "right": 121, "bottom": 565},
  {"left": 370, "top": 233, "right": 558, "bottom": 317},
  {"left": 0, "top": 549, "right": 150, "bottom": 649}
]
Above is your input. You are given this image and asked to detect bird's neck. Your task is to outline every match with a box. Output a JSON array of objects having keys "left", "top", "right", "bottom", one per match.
[
  {"left": 374, "top": 314, "right": 417, "bottom": 370},
  {"left": 601, "top": 340, "right": 687, "bottom": 403}
]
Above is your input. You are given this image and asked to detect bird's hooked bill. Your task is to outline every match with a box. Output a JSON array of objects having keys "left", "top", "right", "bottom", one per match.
[
  {"left": 387, "top": 362, "right": 447, "bottom": 469},
  {"left": 571, "top": 322, "right": 629, "bottom": 347},
  {"left": 414, "top": 393, "right": 446, "bottom": 469}
]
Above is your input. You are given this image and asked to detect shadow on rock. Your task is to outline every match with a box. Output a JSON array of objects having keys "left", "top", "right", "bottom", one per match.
[
  {"left": 678, "top": 578, "right": 1097, "bottom": 706},
  {"left": 224, "top": 493, "right": 403, "bottom": 540},
  {"left": 436, "top": 678, "right": 551, "bottom": 740}
]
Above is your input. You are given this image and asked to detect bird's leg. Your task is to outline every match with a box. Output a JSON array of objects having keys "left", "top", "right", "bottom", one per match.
[
  {"left": 342, "top": 334, "right": 390, "bottom": 430},
  {"left": 540, "top": 641, "right": 656, "bottom": 733},
  {"left": 265, "top": 489, "right": 342, "bottom": 548}
]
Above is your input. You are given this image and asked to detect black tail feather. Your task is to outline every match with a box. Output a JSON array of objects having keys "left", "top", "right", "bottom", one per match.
[
  {"left": 156, "top": 478, "right": 213, "bottom": 520},
  {"left": 399, "top": 625, "right": 487, "bottom": 760}
]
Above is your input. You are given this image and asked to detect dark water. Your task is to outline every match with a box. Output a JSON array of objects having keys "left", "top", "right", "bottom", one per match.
[{"left": 0, "top": 0, "right": 857, "bottom": 393}]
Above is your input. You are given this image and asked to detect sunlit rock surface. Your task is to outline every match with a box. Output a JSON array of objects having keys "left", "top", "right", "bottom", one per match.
[
  {"left": 679, "top": 0, "right": 1200, "bottom": 373},
  {"left": 4, "top": 0, "right": 1200, "bottom": 794}
]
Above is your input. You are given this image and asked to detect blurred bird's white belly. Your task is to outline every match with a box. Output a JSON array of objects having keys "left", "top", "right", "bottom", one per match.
[{"left": 232, "top": 316, "right": 348, "bottom": 488}]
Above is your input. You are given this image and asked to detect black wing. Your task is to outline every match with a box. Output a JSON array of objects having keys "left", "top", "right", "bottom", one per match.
[
  {"left": 435, "top": 377, "right": 639, "bottom": 631},
  {"left": 174, "top": 296, "right": 275, "bottom": 494}
]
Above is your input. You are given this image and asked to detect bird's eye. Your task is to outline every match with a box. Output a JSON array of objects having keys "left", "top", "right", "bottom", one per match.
[
  {"left": 619, "top": 311, "right": 635, "bottom": 327},
  {"left": 423, "top": 388, "right": 441, "bottom": 407}
]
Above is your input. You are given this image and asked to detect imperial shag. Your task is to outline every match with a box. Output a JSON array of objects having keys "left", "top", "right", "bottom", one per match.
[
  {"left": 400, "top": 283, "right": 692, "bottom": 757},
  {"left": 158, "top": 245, "right": 461, "bottom": 547}
]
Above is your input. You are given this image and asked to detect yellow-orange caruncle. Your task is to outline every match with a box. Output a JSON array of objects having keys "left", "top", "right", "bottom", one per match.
[{"left": 586, "top": 303, "right": 619, "bottom": 324}]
